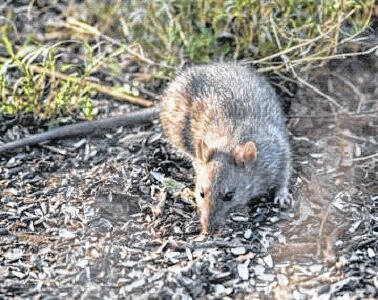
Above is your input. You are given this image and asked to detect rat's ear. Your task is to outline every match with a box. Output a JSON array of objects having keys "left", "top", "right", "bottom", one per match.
[
  {"left": 196, "top": 139, "right": 214, "bottom": 162},
  {"left": 233, "top": 141, "right": 257, "bottom": 166}
]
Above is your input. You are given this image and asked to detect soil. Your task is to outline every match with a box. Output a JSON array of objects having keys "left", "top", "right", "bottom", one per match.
[{"left": 0, "top": 1, "right": 377, "bottom": 299}]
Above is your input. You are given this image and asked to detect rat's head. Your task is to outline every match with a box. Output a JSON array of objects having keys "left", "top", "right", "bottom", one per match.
[{"left": 194, "top": 139, "right": 257, "bottom": 234}]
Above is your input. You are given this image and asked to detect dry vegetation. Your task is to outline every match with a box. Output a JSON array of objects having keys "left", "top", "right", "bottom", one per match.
[{"left": 0, "top": 0, "right": 375, "bottom": 119}]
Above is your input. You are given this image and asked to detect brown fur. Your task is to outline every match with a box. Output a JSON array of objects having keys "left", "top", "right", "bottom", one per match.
[
  {"left": 160, "top": 87, "right": 191, "bottom": 154},
  {"left": 190, "top": 96, "right": 233, "bottom": 153},
  {"left": 233, "top": 141, "right": 257, "bottom": 166},
  {"left": 194, "top": 160, "right": 216, "bottom": 234}
]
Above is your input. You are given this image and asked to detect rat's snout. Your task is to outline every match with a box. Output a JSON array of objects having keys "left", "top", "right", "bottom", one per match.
[
  {"left": 197, "top": 192, "right": 227, "bottom": 234},
  {"left": 196, "top": 192, "right": 212, "bottom": 234},
  {"left": 206, "top": 192, "right": 234, "bottom": 232}
]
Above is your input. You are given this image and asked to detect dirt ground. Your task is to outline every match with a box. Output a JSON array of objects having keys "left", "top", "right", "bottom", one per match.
[{"left": 0, "top": 2, "right": 377, "bottom": 299}]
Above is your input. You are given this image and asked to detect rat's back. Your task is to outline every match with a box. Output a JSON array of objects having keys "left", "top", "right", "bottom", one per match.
[{"left": 160, "top": 62, "right": 287, "bottom": 157}]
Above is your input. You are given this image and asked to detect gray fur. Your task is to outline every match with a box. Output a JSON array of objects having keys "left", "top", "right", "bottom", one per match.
[{"left": 165, "top": 62, "right": 292, "bottom": 230}]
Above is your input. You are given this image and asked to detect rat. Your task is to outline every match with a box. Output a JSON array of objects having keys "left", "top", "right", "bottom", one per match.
[
  {"left": 0, "top": 62, "right": 292, "bottom": 234},
  {"left": 160, "top": 62, "right": 292, "bottom": 233}
]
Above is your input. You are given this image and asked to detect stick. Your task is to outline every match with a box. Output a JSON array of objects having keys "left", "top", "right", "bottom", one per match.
[{"left": 0, "top": 107, "right": 159, "bottom": 153}]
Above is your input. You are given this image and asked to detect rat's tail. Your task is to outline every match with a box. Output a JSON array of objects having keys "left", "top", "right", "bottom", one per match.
[{"left": 0, "top": 107, "right": 159, "bottom": 153}]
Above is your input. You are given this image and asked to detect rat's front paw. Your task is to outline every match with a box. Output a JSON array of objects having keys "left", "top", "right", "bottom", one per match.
[{"left": 274, "top": 188, "right": 293, "bottom": 208}]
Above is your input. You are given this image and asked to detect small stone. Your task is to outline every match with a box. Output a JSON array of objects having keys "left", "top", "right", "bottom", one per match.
[
  {"left": 237, "top": 252, "right": 255, "bottom": 262},
  {"left": 249, "top": 278, "right": 256, "bottom": 286},
  {"left": 348, "top": 220, "right": 361, "bottom": 233},
  {"left": 232, "top": 215, "right": 249, "bottom": 222},
  {"left": 59, "top": 229, "right": 76, "bottom": 239},
  {"left": 309, "top": 264, "right": 323, "bottom": 273},
  {"left": 257, "top": 274, "right": 275, "bottom": 282},
  {"left": 173, "top": 226, "right": 182, "bottom": 234},
  {"left": 373, "top": 276, "right": 378, "bottom": 289},
  {"left": 4, "top": 248, "right": 23, "bottom": 261},
  {"left": 214, "top": 284, "right": 225, "bottom": 295},
  {"left": 254, "top": 264, "right": 265, "bottom": 275},
  {"left": 12, "top": 271, "right": 26, "bottom": 279},
  {"left": 277, "top": 274, "right": 289, "bottom": 286},
  {"left": 88, "top": 248, "right": 101, "bottom": 259},
  {"left": 185, "top": 248, "right": 193, "bottom": 261},
  {"left": 231, "top": 247, "right": 247, "bottom": 256},
  {"left": 124, "top": 279, "right": 146, "bottom": 292},
  {"left": 237, "top": 263, "right": 249, "bottom": 281},
  {"left": 77, "top": 259, "right": 89, "bottom": 268},
  {"left": 270, "top": 216, "right": 280, "bottom": 223},
  {"left": 165, "top": 251, "right": 181, "bottom": 263},
  {"left": 263, "top": 255, "right": 273, "bottom": 268},
  {"left": 367, "top": 248, "right": 375, "bottom": 258},
  {"left": 244, "top": 229, "right": 252, "bottom": 239}
]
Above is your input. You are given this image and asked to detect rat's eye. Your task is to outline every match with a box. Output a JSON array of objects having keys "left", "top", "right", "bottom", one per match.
[
  {"left": 200, "top": 191, "right": 205, "bottom": 198},
  {"left": 223, "top": 192, "right": 234, "bottom": 202}
]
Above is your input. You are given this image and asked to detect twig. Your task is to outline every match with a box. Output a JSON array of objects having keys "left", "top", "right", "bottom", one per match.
[
  {"left": 289, "top": 45, "right": 378, "bottom": 65},
  {"left": 339, "top": 8, "right": 373, "bottom": 45},
  {"left": 0, "top": 56, "right": 154, "bottom": 107},
  {"left": 257, "top": 45, "right": 378, "bottom": 73},
  {"left": 352, "top": 153, "right": 378, "bottom": 161},
  {"left": 340, "top": 131, "right": 378, "bottom": 145},
  {"left": 65, "top": 17, "right": 174, "bottom": 70},
  {"left": 288, "top": 110, "right": 378, "bottom": 119},
  {"left": 288, "top": 64, "right": 343, "bottom": 109},
  {"left": 330, "top": 73, "right": 366, "bottom": 113},
  {"left": 250, "top": 9, "right": 356, "bottom": 65}
]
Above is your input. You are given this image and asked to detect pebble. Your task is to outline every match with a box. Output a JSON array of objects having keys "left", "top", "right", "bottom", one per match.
[
  {"left": 232, "top": 215, "right": 249, "bottom": 222},
  {"left": 4, "top": 248, "right": 23, "bottom": 261},
  {"left": 231, "top": 247, "right": 247, "bottom": 256},
  {"left": 237, "top": 263, "right": 249, "bottom": 281},
  {"left": 263, "top": 255, "right": 273, "bottom": 268},
  {"left": 59, "top": 229, "right": 76, "bottom": 239},
  {"left": 254, "top": 264, "right": 265, "bottom": 275},
  {"left": 348, "top": 220, "right": 361, "bottom": 233},
  {"left": 185, "top": 248, "right": 193, "bottom": 261},
  {"left": 77, "top": 259, "right": 89, "bottom": 268},
  {"left": 12, "top": 270, "right": 26, "bottom": 279},
  {"left": 270, "top": 216, "right": 280, "bottom": 223},
  {"left": 367, "top": 248, "right": 375, "bottom": 258},
  {"left": 244, "top": 229, "right": 252, "bottom": 239},
  {"left": 214, "top": 284, "right": 225, "bottom": 295},
  {"left": 165, "top": 251, "right": 181, "bottom": 263},
  {"left": 124, "top": 279, "right": 146, "bottom": 292},
  {"left": 257, "top": 274, "right": 275, "bottom": 282},
  {"left": 373, "top": 276, "right": 378, "bottom": 289},
  {"left": 277, "top": 274, "right": 289, "bottom": 286},
  {"left": 309, "top": 264, "right": 323, "bottom": 273}
]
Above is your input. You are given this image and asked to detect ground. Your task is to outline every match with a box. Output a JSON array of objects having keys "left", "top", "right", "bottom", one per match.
[{"left": 0, "top": 2, "right": 377, "bottom": 300}]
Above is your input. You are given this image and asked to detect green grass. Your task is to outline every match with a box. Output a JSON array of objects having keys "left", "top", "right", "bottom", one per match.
[
  {"left": 0, "top": 0, "right": 374, "bottom": 119},
  {"left": 121, "top": 0, "right": 373, "bottom": 69},
  {"left": 0, "top": 27, "right": 94, "bottom": 119}
]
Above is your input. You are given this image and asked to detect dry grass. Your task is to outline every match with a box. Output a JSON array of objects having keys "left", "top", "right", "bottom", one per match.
[{"left": 0, "top": 0, "right": 375, "bottom": 118}]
